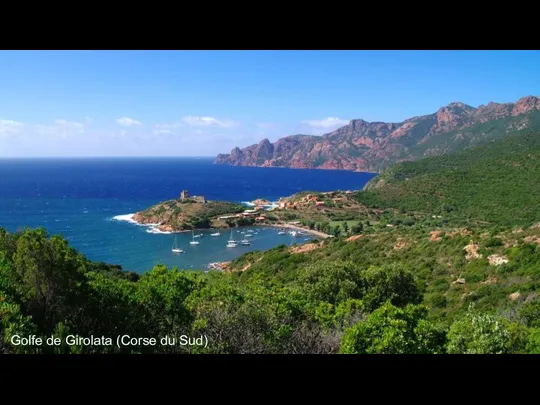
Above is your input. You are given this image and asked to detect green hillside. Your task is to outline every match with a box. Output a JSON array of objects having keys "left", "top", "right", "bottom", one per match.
[
  {"left": 406, "top": 109, "right": 540, "bottom": 160},
  {"left": 357, "top": 131, "right": 540, "bottom": 226},
  {"left": 3, "top": 132, "right": 540, "bottom": 355}
]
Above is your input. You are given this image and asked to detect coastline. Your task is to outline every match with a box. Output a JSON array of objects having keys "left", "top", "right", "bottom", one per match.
[
  {"left": 264, "top": 223, "right": 332, "bottom": 239},
  {"left": 121, "top": 213, "right": 331, "bottom": 239},
  {"left": 214, "top": 161, "right": 380, "bottom": 175}
]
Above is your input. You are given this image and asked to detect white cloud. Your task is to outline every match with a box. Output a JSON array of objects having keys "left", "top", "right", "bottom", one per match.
[
  {"left": 153, "top": 122, "right": 184, "bottom": 136},
  {"left": 156, "top": 122, "right": 183, "bottom": 129},
  {"left": 182, "top": 115, "right": 238, "bottom": 128},
  {"left": 153, "top": 129, "right": 173, "bottom": 135},
  {"left": 300, "top": 117, "right": 349, "bottom": 129},
  {"left": 0, "top": 119, "right": 25, "bottom": 136},
  {"left": 116, "top": 116, "right": 142, "bottom": 126},
  {"left": 0, "top": 116, "right": 289, "bottom": 156},
  {"left": 35, "top": 119, "right": 85, "bottom": 138}
]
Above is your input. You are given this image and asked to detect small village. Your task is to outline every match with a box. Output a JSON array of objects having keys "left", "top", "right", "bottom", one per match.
[{"left": 212, "top": 189, "right": 359, "bottom": 224}]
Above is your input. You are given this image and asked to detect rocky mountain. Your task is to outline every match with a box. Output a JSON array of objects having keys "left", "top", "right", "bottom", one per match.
[{"left": 215, "top": 96, "right": 540, "bottom": 172}]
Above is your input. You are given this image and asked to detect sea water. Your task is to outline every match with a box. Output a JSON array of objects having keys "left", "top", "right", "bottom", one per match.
[{"left": 0, "top": 157, "right": 376, "bottom": 272}]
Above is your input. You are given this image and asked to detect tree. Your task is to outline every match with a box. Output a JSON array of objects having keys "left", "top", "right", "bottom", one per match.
[
  {"left": 520, "top": 301, "right": 540, "bottom": 328},
  {"left": 526, "top": 328, "right": 540, "bottom": 354},
  {"left": 136, "top": 265, "right": 197, "bottom": 352},
  {"left": 446, "top": 304, "right": 511, "bottom": 354},
  {"left": 298, "top": 261, "right": 363, "bottom": 305},
  {"left": 11, "top": 229, "right": 87, "bottom": 333},
  {"left": 342, "top": 222, "right": 349, "bottom": 234},
  {"left": 360, "top": 264, "right": 422, "bottom": 312},
  {"left": 340, "top": 302, "right": 446, "bottom": 354}
]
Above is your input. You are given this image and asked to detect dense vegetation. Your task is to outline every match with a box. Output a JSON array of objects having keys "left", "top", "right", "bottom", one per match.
[
  {"left": 2, "top": 131, "right": 540, "bottom": 354},
  {"left": 135, "top": 199, "right": 246, "bottom": 230},
  {"left": 2, "top": 223, "right": 540, "bottom": 354},
  {"left": 358, "top": 131, "right": 540, "bottom": 227}
]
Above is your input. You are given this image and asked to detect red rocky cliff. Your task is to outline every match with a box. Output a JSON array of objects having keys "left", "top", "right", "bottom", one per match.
[{"left": 215, "top": 95, "right": 540, "bottom": 172}]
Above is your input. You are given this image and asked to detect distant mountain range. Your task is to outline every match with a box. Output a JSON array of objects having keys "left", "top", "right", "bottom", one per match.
[{"left": 215, "top": 96, "right": 540, "bottom": 172}]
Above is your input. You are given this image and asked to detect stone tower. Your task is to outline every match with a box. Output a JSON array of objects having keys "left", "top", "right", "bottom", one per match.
[{"left": 180, "top": 190, "right": 189, "bottom": 200}]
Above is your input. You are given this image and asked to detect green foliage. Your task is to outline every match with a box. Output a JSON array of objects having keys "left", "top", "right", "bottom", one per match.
[
  {"left": 297, "top": 261, "right": 363, "bottom": 305},
  {"left": 519, "top": 300, "right": 540, "bottom": 328},
  {"left": 340, "top": 303, "right": 447, "bottom": 354},
  {"left": 136, "top": 265, "right": 197, "bottom": 337},
  {"left": 358, "top": 132, "right": 540, "bottom": 226},
  {"left": 360, "top": 264, "right": 422, "bottom": 312},
  {"left": 446, "top": 304, "right": 511, "bottom": 354},
  {"left": 351, "top": 222, "right": 363, "bottom": 234},
  {"left": 140, "top": 200, "right": 245, "bottom": 231},
  {"left": 463, "top": 258, "right": 490, "bottom": 284},
  {"left": 526, "top": 328, "right": 540, "bottom": 354},
  {"left": 3, "top": 127, "right": 540, "bottom": 355},
  {"left": 0, "top": 300, "right": 41, "bottom": 354},
  {"left": 505, "top": 321, "right": 530, "bottom": 354},
  {"left": 484, "top": 237, "right": 503, "bottom": 248}
]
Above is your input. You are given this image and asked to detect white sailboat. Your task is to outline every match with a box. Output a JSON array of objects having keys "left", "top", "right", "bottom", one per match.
[
  {"left": 226, "top": 228, "right": 238, "bottom": 247},
  {"left": 171, "top": 236, "right": 184, "bottom": 253},
  {"left": 189, "top": 230, "right": 200, "bottom": 245},
  {"left": 210, "top": 231, "right": 221, "bottom": 236}
]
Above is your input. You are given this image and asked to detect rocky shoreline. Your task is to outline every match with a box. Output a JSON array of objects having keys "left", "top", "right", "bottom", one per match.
[{"left": 130, "top": 212, "right": 331, "bottom": 239}]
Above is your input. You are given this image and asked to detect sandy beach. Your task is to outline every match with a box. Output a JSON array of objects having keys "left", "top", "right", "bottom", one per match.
[{"left": 265, "top": 223, "right": 332, "bottom": 239}]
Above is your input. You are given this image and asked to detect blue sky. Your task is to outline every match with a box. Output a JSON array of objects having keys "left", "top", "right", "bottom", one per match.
[{"left": 0, "top": 50, "right": 539, "bottom": 156}]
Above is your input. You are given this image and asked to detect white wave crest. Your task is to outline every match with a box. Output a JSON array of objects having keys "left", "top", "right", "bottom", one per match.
[
  {"left": 146, "top": 226, "right": 172, "bottom": 235},
  {"left": 112, "top": 213, "right": 159, "bottom": 227}
]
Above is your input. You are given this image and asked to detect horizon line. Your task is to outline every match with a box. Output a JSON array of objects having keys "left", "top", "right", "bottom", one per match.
[{"left": 0, "top": 155, "right": 218, "bottom": 159}]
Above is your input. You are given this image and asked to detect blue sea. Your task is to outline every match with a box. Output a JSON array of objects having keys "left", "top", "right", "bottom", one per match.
[{"left": 0, "top": 158, "right": 376, "bottom": 272}]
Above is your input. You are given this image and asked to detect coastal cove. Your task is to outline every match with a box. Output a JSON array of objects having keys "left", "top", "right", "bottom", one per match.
[
  {"left": 113, "top": 215, "right": 323, "bottom": 271},
  {"left": 0, "top": 157, "right": 376, "bottom": 272}
]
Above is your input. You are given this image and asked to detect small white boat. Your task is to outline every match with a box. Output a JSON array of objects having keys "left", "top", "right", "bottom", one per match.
[
  {"left": 171, "top": 236, "right": 184, "bottom": 253},
  {"left": 189, "top": 230, "right": 199, "bottom": 245},
  {"left": 226, "top": 228, "right": 238, "bottom": 247},
  {"left": 240, "top": 239, "right": 250, "bottom": 246},
  {"left": 245, "top": 233, "right": 252, "bottom": 237},
  {"left": 290, "top": 231, "right": 297, "bottom": 237},
  {"left": 210, "top": 232, "right": 221, "bottom": 236},
  {"left": 278, "top": 231, "right": 286, "bottom": 235}
]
